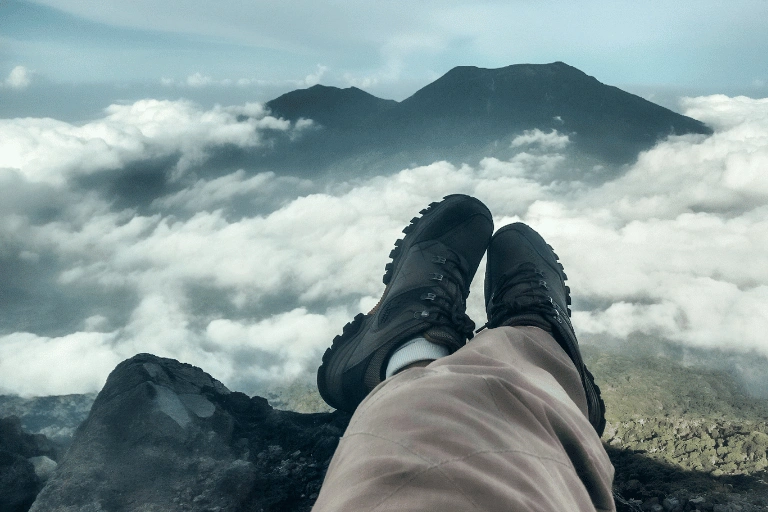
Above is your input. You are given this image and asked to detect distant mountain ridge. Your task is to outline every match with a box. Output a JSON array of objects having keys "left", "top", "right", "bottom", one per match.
[{"left": 259, "top": 62, "right": 712, "bottom": 176}]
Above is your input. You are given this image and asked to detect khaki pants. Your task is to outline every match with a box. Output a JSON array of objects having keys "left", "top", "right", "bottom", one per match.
[{"left": 312, "top": 326, "right": 615, "bottom": 512}]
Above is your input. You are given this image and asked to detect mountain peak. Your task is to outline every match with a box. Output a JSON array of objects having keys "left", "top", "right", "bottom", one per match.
[
  {"left": 436, "top": 61, "right": 587, "bottom": 82},
  {"left": 403, "top": 61, "right": 596, "bottom": 104},
  {"left": 391, "top": 61, "right": 710, "bottom": 163},
  {"left": 266, "top": 84, "right": 396, "bottom": 127}
]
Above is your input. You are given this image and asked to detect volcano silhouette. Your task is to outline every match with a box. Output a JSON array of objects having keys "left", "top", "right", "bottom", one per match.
[{"left": 257, "top": 62, "right": 712, "bottom": 176}]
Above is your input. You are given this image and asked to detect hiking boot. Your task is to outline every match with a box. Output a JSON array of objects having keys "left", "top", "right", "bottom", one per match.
[
  {"left": 483, "top": 223, "right": 606, "bottom": 435},
  {"left": 318, "top": 194, "right": 494, "bottom": 412}
]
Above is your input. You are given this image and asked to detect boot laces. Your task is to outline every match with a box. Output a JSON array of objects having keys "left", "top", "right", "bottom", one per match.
[
  {"left": 483, "top": 262, "right": 556, "bottom": 330},
  {"left": 415, "top": 251, "right": 476, "bottom": 340}
]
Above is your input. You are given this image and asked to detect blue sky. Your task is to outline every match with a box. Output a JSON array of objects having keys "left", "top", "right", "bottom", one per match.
[{"left": 2, "top": 0, "right": 767, "bottom": 118}]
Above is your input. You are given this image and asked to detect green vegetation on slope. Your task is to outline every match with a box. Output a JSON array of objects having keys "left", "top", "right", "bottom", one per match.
[{"left": 581, "top": 345, "right": 768, "bottom": 423}]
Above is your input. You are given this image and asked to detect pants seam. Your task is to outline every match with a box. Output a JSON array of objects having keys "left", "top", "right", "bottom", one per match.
[
  {"left": 338, "top": 433, "right": 482, "bottom": 512},
  {"left": 340, "top": 432, "right": 576, "bottom": 471},
  {"left": 368, "top": 463, "right": 482, "bottom": 512}
]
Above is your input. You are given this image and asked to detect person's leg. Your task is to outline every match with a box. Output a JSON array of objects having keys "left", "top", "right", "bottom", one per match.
[
  {"left": 315, "top": 197, "right": 613, "bottom": 511},
  {"left": 312, "top": 325, "right": 614, "bottom": 512}
]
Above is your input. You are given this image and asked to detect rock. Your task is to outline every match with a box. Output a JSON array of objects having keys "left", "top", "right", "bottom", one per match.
[
  {"left": 643, "top": 497, "right": 663, "bottom": 511},
  {"left": 614, "top": 491, "right": 644, "bottom": 512},
  {"left": 29, "top": 354, "right": 350, "bottom": 512},
  {"left": 28, "top": 456, "right": 57, "bottom": 482},
  {"left": 685, "top": 496, "right": 716, "bottom": 512},
  {"left": 0, "top": 416, "right": 57, "bottom": 461},
  {"left": 663, "top": 497, "right": 681, "bottom": 511},
  {"left": 0, "top": 415, "right": 59, "bottom": 512},
  {"left": 0, "top": 452, "right": 39, "bottom": 512}
]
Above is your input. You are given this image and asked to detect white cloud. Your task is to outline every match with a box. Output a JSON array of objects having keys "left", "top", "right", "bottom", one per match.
[
  {"left": 511, "top": 129, "right": 570, "bottom": 150},
  {"left": 342, "top": 56, "right": 406, "bottom": 92},
  {"left": 152, "top": 169, "right": 314, "bottom": 212},
  {"left": 236, "top": 78, "right": 269, "bottom": 87},
  {"left": 160, "top": 71, "right": 323, "bottom": 90},
  {"left": 343, "top": 73, "right": 380, "bottom": 90},
  {"left": 0, "top": 99, "right": 296, "bottom": 184},
  {"left": 175, "top": 73, "right": 239, "bottom": 88},
  {"left": 0, "top": 331, "right": 122, "bottom": 396},
  {"left": 681, "top": 95, "right": 768, "bottom": 131},
  {"left": 303, "top": 64, "right": 328, "bottom": 87},
  {"left": 3, "top": 66, "right": 32, "bottom": 90},
  {"left": 204, "top": 307, "right": 353, "bottom": 384},
  {"left": 2, "top": 94, "right": 768, "bottom": 398},
  {"left": 186, "top": 72, "right": 214, "bottom": 88}
]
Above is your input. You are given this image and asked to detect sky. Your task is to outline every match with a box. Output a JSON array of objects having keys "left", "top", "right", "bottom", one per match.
[
  {"left": 1, "top": 1, "right": 768, "bottom": 398},
  {"left": 2, "top": 0, "right": 768, "bottom": 116}
]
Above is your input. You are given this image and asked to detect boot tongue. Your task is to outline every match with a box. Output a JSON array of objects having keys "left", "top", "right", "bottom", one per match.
[{"left": 423, "top": 325, "right": 467, "bottom": 352}]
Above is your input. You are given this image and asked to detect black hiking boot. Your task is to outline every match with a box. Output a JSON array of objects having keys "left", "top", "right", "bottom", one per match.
[
  {"left": 483, "top": 223, "right": 606, "bottom": 435},
  {"left": 317, "top": 194, "right": 494, "bottom": 412}
]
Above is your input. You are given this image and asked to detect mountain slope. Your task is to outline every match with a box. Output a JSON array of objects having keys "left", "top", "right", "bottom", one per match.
[
  {"left": 258, "top": 62, "right": 712, "bottom": 175},
  {"left": 581, "top": 346, "right": 768, "bottom": 422},
  {"left": 391, "top": 62, "right": 711, "bottom": 163}
]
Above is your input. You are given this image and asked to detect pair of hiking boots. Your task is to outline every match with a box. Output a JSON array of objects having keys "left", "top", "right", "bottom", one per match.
[{"left": 317, "top": 194, "right": 605, "bottom": 435}]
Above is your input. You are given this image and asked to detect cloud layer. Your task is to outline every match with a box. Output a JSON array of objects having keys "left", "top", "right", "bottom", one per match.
[
  {"left": 0, "top": 100, "right": 303, "bottom": 185},
  {"left": 1, "top": 94, "right": 767, "bottom": 397}
]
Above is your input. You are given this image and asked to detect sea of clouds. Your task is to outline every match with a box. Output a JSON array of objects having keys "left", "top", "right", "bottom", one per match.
[{"left": 1, "top": 94, "right": 766, "bottom": 397}]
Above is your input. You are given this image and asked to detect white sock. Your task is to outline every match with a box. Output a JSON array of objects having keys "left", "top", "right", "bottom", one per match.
[{"left": 384, "top": 337, "right": 449, "bottom": 378}]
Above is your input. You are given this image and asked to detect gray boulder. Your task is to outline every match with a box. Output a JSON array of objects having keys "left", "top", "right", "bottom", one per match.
[
  {"left": 29, "top": 353, "right": 350, "bottom": 512},
  {"left": 0, "top": 451, "right": 38, "bottom": 512},
  {"left": 0, "top": 416, "right": 57, "bottom": 512}
]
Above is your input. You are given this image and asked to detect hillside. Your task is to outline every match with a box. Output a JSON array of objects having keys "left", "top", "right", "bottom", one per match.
[{"left": 582, "top": 346, "right": 768, "bottom": 423}]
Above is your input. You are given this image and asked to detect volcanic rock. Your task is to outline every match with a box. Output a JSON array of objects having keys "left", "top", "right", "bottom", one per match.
[
  {"left": 29, "top": 353, "right": 350, "bottom": 512},
  {"left": 0, "top": 416, "right": 57, "bottom": 512}
]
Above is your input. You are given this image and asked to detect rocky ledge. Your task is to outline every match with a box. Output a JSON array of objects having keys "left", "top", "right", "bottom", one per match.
[{"left": 3, "top": 353, "right": 768, "bottom": 511}]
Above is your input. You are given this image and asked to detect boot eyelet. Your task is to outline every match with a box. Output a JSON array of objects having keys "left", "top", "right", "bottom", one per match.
[
  {"left": 414, "top": 310, "right": 430, "bottom": 319},
  {"left": 431, "top": 256, "right": 447, "bottom": 264},
  {"left": 421, "top": 292, "right": 436, "bottom": 301},
  {"left": 429, "top": 273, "right": 444, "bottom": 281}
]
